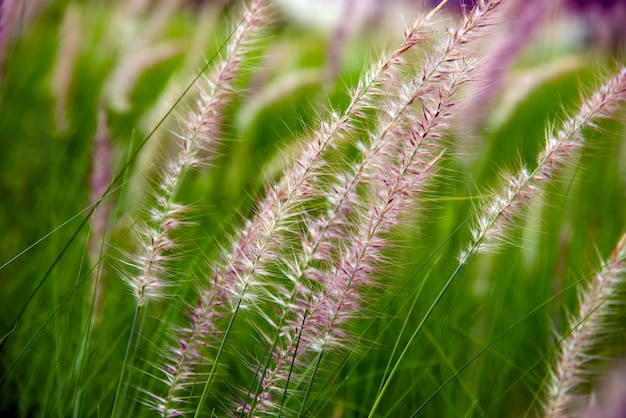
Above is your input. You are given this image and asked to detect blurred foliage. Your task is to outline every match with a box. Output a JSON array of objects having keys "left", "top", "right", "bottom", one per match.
[{"left": 0, "top": 1, "right": 625, "bottom": 417}]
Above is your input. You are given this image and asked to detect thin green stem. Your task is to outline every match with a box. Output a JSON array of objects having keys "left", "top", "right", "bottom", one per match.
[
  {"left": 306, "top": 200, "right": 485, "bottom": 417},
  {"left": 278, "top": 310, "right": 308, "bottom": 418},
  {"left": 409, "top": 263, "right": 610, "bottom": 417},
  {"left": 194, "top": 299, "right": 242, "bottom": 418},
  {"left": 376, "top": 267, "right": 430, "bottom": 397},
  {"left": 0, "top": 225, "right": 132, "bottom": 387},
  {"left": 111, "top": 306, "right": 141, "bottom": 418},
  {"left": 369, "top": 262, "right": 465, "bottom": 417},
  {"left": 0, "top": 11, "right": 228, "bottom": 351},
  {"left": 297, "top": 350, "right": 324, "bottom": 418}
]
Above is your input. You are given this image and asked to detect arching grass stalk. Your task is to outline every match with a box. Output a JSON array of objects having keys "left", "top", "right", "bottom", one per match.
[
  {"left": 117, "top": 1, "right": 274, "bottom": 415},
  {"left": 297, "top": 346, "right": 325, "bottom": 418},
  {"left": 369, "top": 66, "right": 626, "bottom": 416},
  {"left": 201, "top": 4, "right": 450, "bottom": 415},
  {"left": 545, "top": 231, "right": 626, "bottom": 417},
  {"left": 296, "top": 14, "right": 488, "bottom": 410},
  {"left": 306, "top": 203, "right": 479, "bottom": 416},
  {"left": 241, "top": 23, "right": 441, "bottom": 414},
  {"left": 278, "top": 309, "right": 308, "bottom": 418},
  {"left": 409, "top": 265, "right": 600, "bottom": 417},
  {"left": 70, "top": 203, "right": 111, "bottom": 417},
  {"left": 369, "top": 262, "right": 463, "bottom": 417},
  {"left": 111, "top": 306, "right": 141, "bottom": 418},
  {"left": 375, "top": 263, "right": 433, "bottom": 398},
  {"left": 70, "top": 261, "right": 103, "bottom": 416},
  {"left": 242, "top": 3, "right": 517, "bottom": 413},
  {"left": 193, "top": 298, "right": 242, "bottom": 418}
]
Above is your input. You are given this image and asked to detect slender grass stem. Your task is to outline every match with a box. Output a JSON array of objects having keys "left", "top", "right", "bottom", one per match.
[
  {"left": 111, "top": 306, "right": 141, "bottom": 418},
  {"left": 297, "top": 349, "right": 324, "bottom": 418},
  {"left": 70, "top": 232, "right": 99, "bottom": 416},
  {"left": 0, "top": 222, "right": 135, "bottom": 387},
  {"left": 369, "top": 262, "right": 464, "bottom": 417},
  {"left": 278, "top": 310, "right": 308, "bottom": 418},
  {"left": 376, "top": 266, "right": 430, "bottom": 397},
  {"left": 194, "top": 299, "right": 242, "bottom": 418},
  {"left": 0, "top": 27, "right": 219, "bottom": 350}
]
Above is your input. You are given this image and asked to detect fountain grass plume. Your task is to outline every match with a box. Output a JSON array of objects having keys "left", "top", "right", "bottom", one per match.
[
  {"left": 174, "top": 3, "right": 452, "bottom": 415},
  {"left": 121, "top": 0, "right": 273, "bottom": 416},
  {"left": 461, "top": 66, "right": 626, "bottom": 262},
  {"left": 545, "top": 232, "right": 626, "bottom": 417},
  {"left": 241, "top": 0, "right": 507, "bottom": 414}
]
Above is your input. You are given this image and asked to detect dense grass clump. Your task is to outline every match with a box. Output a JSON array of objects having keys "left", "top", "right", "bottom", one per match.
[{"left": 1, "top": 0, "right": 625, "bottom": 416}]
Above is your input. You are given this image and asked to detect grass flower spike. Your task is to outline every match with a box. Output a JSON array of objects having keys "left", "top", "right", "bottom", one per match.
[
  {"left": 461, "top": 66, "right": 626, "bottom": 263},
  {"left": 123, "top": 0, "right": 270, "bottom": 307},
  {"left": 179, "top": 4, "right": 448, "bottom": 414},
  {"left": 545, "top": 232, "right": 626, "bottom": 417},
  {"left": 140, "top": 0, "right": 273, "bottom": 415},
  {"left": 241, "top": 1, "right": 504, "bottom": 415}
]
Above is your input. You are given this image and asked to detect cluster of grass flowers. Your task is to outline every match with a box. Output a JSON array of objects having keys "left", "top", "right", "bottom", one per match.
[{"left": 1, "top": 0, "right": 626, "bottom": 416}]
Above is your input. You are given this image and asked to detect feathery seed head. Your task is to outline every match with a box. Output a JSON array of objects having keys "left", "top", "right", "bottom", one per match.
[
  {"left": 463, "top": 67, "right": 626, "bottom": 261},
  {"left": 545, "top": 231, "right": 626, "bottom": 417}
]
